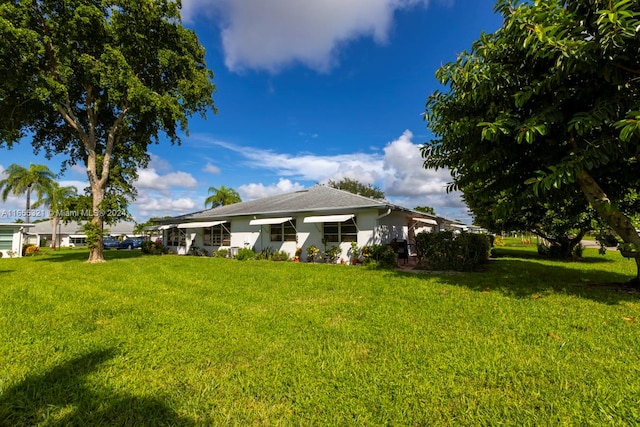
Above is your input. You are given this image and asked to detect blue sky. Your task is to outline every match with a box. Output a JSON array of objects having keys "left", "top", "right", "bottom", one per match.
[{"left": 0, "top": 0, "right": 502, "bottom": 224}]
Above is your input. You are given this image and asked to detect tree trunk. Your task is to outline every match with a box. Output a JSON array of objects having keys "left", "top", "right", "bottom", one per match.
[
  {"left": 576, "top": 170, "right": 640, "bottom": 285},
  {"left": 50, "top": 216, "right": 59, "bottom": 250},
  {"left": 87, "top": 184, "right": 105, "bottom": 263},
  {"left": 25, "top": 185, "right": 31, "bottom": 224}
]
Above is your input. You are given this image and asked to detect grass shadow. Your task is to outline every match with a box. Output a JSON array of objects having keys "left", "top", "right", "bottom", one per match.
[
  {"left": 0, "top": 270, "right": 13, "bottom": 274},
  {"left": 32, "top": 249, "right": 144, "bottom": 263},
  {"left": 0, "top": 348, "right": 193, "bottom": 426},
  {"left": 491, "top": 247, "right": 616, "bottom": 264},
  {"left": 397, "top": 257, "right": 638, "bottom": 305}
]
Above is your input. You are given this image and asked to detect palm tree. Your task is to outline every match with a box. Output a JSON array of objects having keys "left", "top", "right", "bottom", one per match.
[
  {"left": 32, "top": 182, "right": 78, "bottom": 249},
  {"left": 204, "top": 185, "right": 242, "bottom": 208},
  {"left": 0, "top": 164, "right": 56, "bottom": 224}
]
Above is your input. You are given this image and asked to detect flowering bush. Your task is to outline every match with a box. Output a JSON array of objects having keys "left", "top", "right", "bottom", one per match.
[
  {"left": 306, "top": 245, "right": 320, "bottom": 263},
  {"left": 25, "top": 245, "right": 40, "bottom": 256}
]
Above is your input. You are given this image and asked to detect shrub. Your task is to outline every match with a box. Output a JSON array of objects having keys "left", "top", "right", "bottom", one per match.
[
  {"left": 597, "top": 232, "right": 619, "bottom": 248},
  {"left": 362, "top": 244, "right": 397, "bottom": 269},
  {"left": 414, "top": 231, "right": 490, "bottom": 272},
  {"left": 22, "top": 243, "right": 35, "bottom": 256},
  {"left": 272, "top": 250, "right": 290, "bottom": 262},
  {"left": 213, "top": 249, "right": 228, "bottom": 258},
  {"left": 306, "top": 245, "right": 320, "bottom": 263},
  {"left": 141, "top": 240, "right": 167, "bottom": 255},
  {"left": 235, "top": 248, "right": 256, "bottom": 261},
  {"left": 82, "top": 222, "right": 102, "bottom": 250},
  {"left": 254, "top": 248, "right": 291, "bottom": 262},
  {"left": 25, "top": 245, "right": 40, "bottom": 256},
  {"left": 493, "top": 235, "right": 505, "bottom": 247},
  {"left": 0, "top": 251, "right": 3, "bottom": 258},
  {"left": 537, "top": 241, "right": 571, "bottom": 259},
  {"left": 572, "top": 242, "right": 585, "bottom": 259},
  {"left": 324, "top": 245, "right": 342, "bottom": 263},
  {"left": 255, "top": 247, "right": 274, "bottom": 260}
]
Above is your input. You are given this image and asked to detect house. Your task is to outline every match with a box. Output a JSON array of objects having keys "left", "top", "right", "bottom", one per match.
[
  {"left": 0, "top": 223, "right": 34, "bottom": 258},
  {"left": 155, "top": 186, "right": 443, "bottom": 262},
  {"left": 26, "top": 221, "right": 139, "bottom": 247}
]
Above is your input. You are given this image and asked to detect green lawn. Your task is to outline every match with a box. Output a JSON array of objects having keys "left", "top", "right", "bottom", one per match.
[{"left": 1, "top": 246, "right": 639, "bottom": 425}]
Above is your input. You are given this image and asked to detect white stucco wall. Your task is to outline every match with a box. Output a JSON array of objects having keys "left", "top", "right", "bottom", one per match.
[
  {"left": 375, "top": 211, "right": 409, "bottom": 244},
  {"left": 0, "top": 225, "right": 31, "bottom": 258},
  {"left": 160, "top": 208, "right": 416, "bottom": 263}
]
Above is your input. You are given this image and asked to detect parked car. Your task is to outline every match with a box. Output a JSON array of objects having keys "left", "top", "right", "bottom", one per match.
[
  {"left": 117, "top": 237, "right": 144, "bottom": 250},
  {"left": 102, "top": 237, "right": 120, "bottom": 249}
]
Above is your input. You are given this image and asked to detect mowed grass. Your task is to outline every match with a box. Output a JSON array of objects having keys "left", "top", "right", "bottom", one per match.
[{"left": 1, "top": 246, "right": 639, "bottom": 425}]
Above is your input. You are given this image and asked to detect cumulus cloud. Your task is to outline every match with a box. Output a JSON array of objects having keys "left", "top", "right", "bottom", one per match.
[
  {"left": 382, "top": 129, "right": 452, "bottom": 197},
  {"left": 128, "top": 156, "right": 201, "bottom": 219},
  {"left": 135, "top": 169, "right": 198, "bottom": 191},
  {"left": 181, "top": 0, "right": 429, "bottom": 72},
  {"left": 239, "top": 178, "right": 305, "bottom": 200},
  {"left": 195, "top": 132, "right": 470, "bottom": 221},
  {"left": 203, "top": 162, "right": 221, "bottom": 174}
]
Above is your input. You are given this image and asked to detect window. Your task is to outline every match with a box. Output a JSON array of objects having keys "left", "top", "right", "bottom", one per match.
[
  {"left": 203, "top": 224, "right": 230, "bottom": 246},
  {"left": 271, "top": 220, "right": 296, "bottom": 242},
  {"left": 323, "top": 218, "right": 357, "bottom": 242},
  {"left": 0, "top": 229, "right": 12, "bottom": 250},
  {"left": 167, "top": 228, "right": 185, "bottom": 246},
  {"left": 70, "top": 236, "right": 87, "bottom": 246}
]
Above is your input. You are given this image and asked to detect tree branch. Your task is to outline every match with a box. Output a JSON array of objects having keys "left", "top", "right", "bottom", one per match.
[
  {"left": 613, "top": 62, "right": 640, "bottom": 76},
  {"left": 98, "top": 108, "right": 129, "bottom": 188}
]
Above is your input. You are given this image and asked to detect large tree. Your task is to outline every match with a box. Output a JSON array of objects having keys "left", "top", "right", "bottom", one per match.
[
  {"left": 32, "top": 182, "right": 77, "bottom": 249},
  {"left": 423, "top": 0, "right": 640, "bottom": 282},
  {"left": 0, "top": 0, "right": 216, "bottom": 262},
  {"left": 0, "top": 163, "right": 55, "bottom": 223},
  {"left": 204, "top": 185, "right": 242, "bottom": 208},
  {"left": 327, "top": 178, "right": 385, "bottom": 200}
]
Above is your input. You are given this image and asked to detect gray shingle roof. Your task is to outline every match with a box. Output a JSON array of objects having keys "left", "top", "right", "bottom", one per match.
[
  {"left": 27, "top": 221, "right": 137, "bottom": 235},
  {"left": 163, "top": 185, "right": 392, "bottom": 222}
]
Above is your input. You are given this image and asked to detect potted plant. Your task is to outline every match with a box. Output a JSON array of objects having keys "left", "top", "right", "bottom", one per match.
[
  {"left": 349, "top": 241, "right": 361, "bottom": 265},
  {"left": 306, "top": 245, "right": 320, "bottom": 263},
  {"left": 324, "top": 245, "right": 342, "bottom": 264}
]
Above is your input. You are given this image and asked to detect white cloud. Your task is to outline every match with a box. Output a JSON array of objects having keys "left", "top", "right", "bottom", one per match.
[
  {"left": 181, "top": 0, "right": 429, "bottom": 72},
  {"left": 135, "top": 169, "right": 198, "bottom": 191},
  {"left": 69, "top": 164, "right": 86, "bottom": 176},
  {"left": 195, "top": 131, "right": 470, "bottom": 221},
  {"left": 203, "top": 162, "right": 221, "bottom": 174},
  {"left": 239, "top": 178, "right": 305, "bottom": 200},
  {"left": 58, "top": 180, "right": 89, "bottom": 193},
  {"left": 382, "top": 129, "right": 452, "bottom": 197},
  {"left": 133, "top": 194, "right": 199, "bottom": 218},
  {"left": 201, "top": 137, "right": 385, "bottom": 183},
  {"left": 149, "top": 154, "right": 173, "bottom": 173}
]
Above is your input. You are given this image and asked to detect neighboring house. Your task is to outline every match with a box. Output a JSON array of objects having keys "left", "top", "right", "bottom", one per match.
[
  {"left": 0, "top": 223, "right": 34, "bottom": 258},
  {"left": 27, "top": 221, "right": 139, "bottom": 247},
  {"left": 155, "top": 186, "right": 444, "bottom": 262}
]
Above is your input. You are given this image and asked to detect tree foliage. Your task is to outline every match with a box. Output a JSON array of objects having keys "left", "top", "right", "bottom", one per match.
[
  {"left": 0, "top": 0, "right": 216, "bottom": 262},
  {"left": 327, "top": 178, "right": 385, "bottom": 200},
  {"left": 0, "top": 163, "right": 55, "bottom": 223},
  {"left": 205, "top": 185, "right": 242, "bottom": 208},
  {"left": 423, "top": 0, "right": 640, "bottom": 282},
  {"left": 414, "top": 206, "right": 436, "bottom": 215},
  {"left": 33, "top": 181, "right": 77, "bottom": 249}
]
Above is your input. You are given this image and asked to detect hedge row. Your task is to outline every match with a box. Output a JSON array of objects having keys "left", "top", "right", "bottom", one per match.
[{"left": 414, "top": 231, "right": 491, "bottom": 272}]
